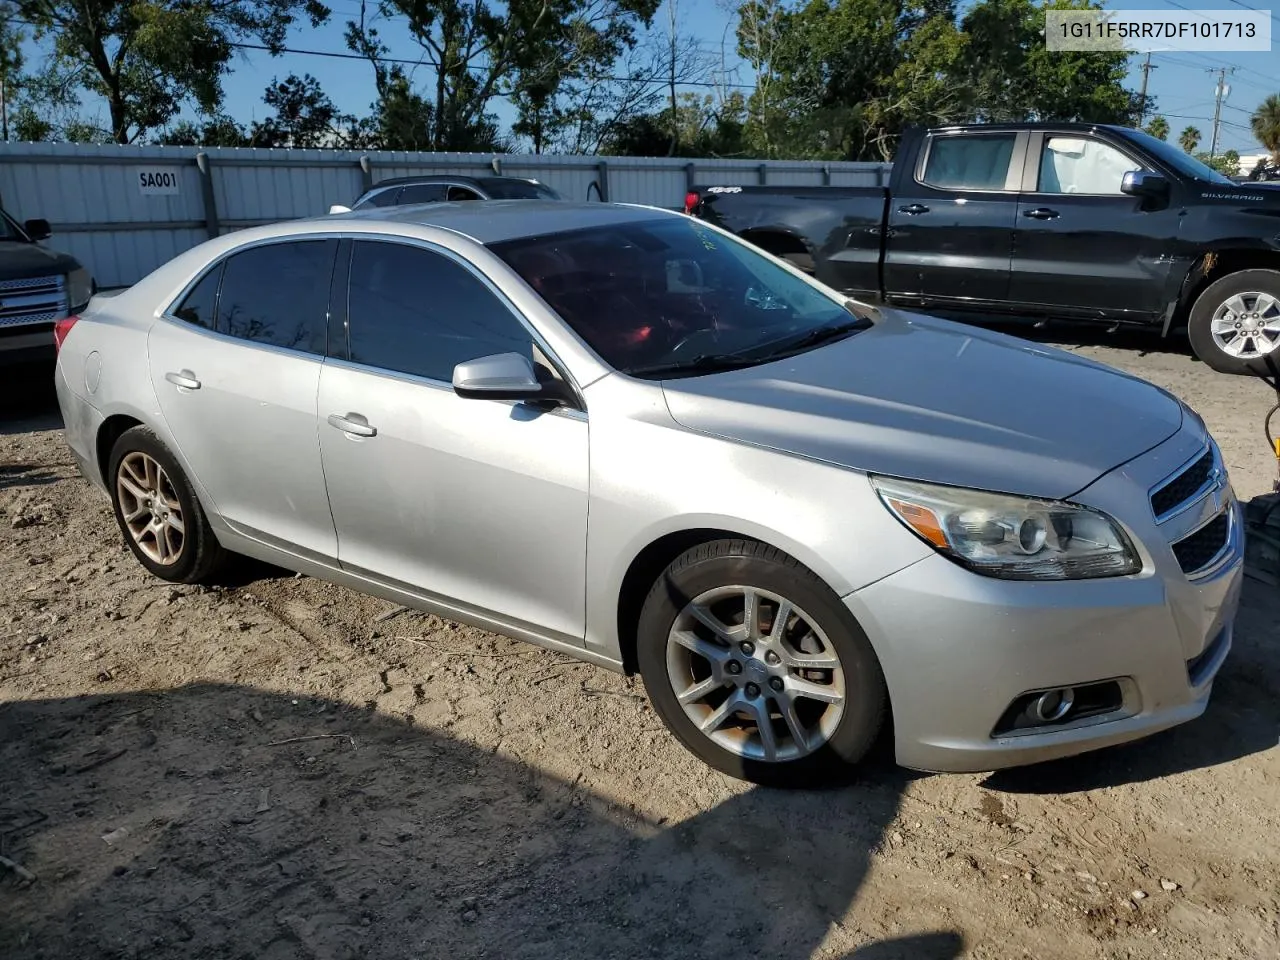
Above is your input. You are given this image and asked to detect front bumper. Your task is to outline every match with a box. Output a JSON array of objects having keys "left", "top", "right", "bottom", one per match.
[{"left": 848, "top": 422, "right": 1243, "bottom": 774}]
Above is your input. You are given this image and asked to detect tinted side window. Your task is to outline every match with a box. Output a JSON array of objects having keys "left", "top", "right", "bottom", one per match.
[
  {"left": 347, "top": 240, "right": 533, "bottom": 382},
  {"left": 398, "top": 183, "right": 448, "bottom": 205},
  {"left": 921, "top": 134, "right": 1017, "bottom": 190},
  {"left": 172, "top": 264, "right": 222, "bottom": 329},
  {"left": 217, "top": 240, "right": 336, "bottom": 354},
  {"left": 447, "top": 186, "right": 482, "bottom": 202},
  {"left": 355, "top": 187, "right": 402, "bottom": 209},
  {"left": 1038, "top": 137, "right": 1142, "bottom": 195}
]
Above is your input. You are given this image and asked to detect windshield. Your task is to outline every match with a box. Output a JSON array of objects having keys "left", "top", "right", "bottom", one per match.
[
  {"left": 0, "top": 211, "right": 26, "bottom": 241},
  {"left": 1126, "top": 129, "right": 1234, "bottom": 185},
  {"left": 489, "top": 217, "right": 863, "bottom": 378},
  {"left": 478, "top": 178, "right": 562, "bottom": 200}
]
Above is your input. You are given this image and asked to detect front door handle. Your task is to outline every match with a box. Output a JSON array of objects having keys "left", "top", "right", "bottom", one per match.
[
  {"left": 1023, "top": 207, "right": 1060, "bottom": 220},
  {"left": 327, "top": 413, "right": 377, "bottom": 438},
  {"left": 164, "top": 370, "right": 201, "bottom": 391},
  {"left": 898, "top": 203, "right": 930, "bottom": 216}
]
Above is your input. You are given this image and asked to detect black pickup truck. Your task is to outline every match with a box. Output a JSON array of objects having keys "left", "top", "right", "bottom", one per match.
[{"left": 687, "top": 122, "right": 1280, "bottom": 375}]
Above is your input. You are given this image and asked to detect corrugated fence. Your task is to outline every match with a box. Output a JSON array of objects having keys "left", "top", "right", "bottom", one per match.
[{"left": 0, "top": 143, "right": 892, "bottom": 288}]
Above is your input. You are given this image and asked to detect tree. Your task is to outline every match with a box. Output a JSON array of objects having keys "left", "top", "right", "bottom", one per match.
[
  {"left": 15, "top": 0, "right": 332, "bottom": 143},
  {"left": 249, "top": 73, "right": 354, "bottom": 147},
  {"left": 1143, "top": 115, "right": 1168, "bottom": 141},
  {"left": 159, "top": 114, "right": 250, "bottom": 146},
  {"left": 1196, "top": 149, "right": 1241, "bottom": 176},
  {"left": 344, "top": 0, "right": 660, "bottom": 152},
  {"left": 957, "top": 0, "right": 1140, "bottom": 125},
  {"left": 1252, "top": 93, "right": 1280, "bottom": 161},
  {"left": 1179, "top": 125, "right": 1201, "bottom": 154}
]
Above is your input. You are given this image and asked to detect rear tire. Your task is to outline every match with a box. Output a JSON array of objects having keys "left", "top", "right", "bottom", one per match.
[
  {"left": 636, "top": 539, "right": 887, "bottom": 787},
  {"left": 108, "top": 426, "right": 227, "bottom": 584},
  {"left": 1187, "top": 268, "right": 1280, "bottom": 375}
]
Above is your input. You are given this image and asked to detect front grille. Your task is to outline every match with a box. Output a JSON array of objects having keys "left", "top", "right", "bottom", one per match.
[
  {"left": 1171, "top": 511, "right": 1230, "bottom": 575},
  {"left": 0, "top": 274, "right": 67, "bottom": 329},
  {"left": 1151, "top": 449, "right": 1214, "bottom": 519}
]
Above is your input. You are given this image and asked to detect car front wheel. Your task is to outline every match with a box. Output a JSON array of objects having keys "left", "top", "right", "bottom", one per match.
[
  {"left": 636, "top": 539, "right": 887, "bottom": 786},
  {"left": 108, "top": 426, "right": 227, "bottom": 584}
]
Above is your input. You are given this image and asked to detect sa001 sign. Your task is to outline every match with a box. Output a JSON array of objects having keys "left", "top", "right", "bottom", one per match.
[{"left": 137, "top": 168, "right": 181, "bottom": 196}]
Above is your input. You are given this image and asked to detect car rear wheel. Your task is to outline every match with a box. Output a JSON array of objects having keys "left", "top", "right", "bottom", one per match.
[
  {"left": 636, "top": 539, "right": 887, "bottom": 786},
  {"left": 109, "top": 426, "right": 226, "bottom": 584},
  {"left": 1188, "top": 269, "right": 1280, "bottom": 375}
]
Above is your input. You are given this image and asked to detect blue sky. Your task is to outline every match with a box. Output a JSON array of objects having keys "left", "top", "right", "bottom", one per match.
[{"left": 21, "top": 0, "right": 1280, "bottom": 154}]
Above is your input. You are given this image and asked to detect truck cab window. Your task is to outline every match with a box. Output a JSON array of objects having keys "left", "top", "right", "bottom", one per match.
[
  {"left": 1039, "top": 137, "right": 1141, "bottom": 195},
  {"left": 921, "top": 134, "right": 1017, "bottom": 190}
]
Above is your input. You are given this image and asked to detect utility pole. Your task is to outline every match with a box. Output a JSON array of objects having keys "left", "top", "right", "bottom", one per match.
[
  {"left": 1137, "top": 53, "right": 1157, "bottom": 127},
  {"left": 1209, "top": 66, "right": 1236, "bottom": 157}
]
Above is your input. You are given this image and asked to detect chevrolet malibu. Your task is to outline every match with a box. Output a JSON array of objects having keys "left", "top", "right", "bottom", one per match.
[{"left": 53, "top": 201, "right": 1242, "bottom": 785}]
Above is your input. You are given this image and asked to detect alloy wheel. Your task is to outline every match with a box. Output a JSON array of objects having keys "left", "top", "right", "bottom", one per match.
[
  {"left": 1210, "top": 291, "right": 1280, "bottom": 359},
  {"left": 116, "top": 451, "right": 185, "bottom": 565},
  {"left": 664, "top": 585, "right": 847, "bottom": 762}
]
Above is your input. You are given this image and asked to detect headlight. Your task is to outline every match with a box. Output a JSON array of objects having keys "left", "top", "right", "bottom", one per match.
[
  {"left": 66, "top": 267, "right": 93, "bottom": 311},
  {"left": 871, "top": 476, "right": 1141, "bottom": 581}
]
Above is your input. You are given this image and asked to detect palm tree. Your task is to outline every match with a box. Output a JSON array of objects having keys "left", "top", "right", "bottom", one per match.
[
  {"left": 1252, "top": 94, "right": 1280, "bottom": 161},
  {"left": 1179, "top": 125, "right": 1201, "bottom": 154},
  {"left": 1144, "top": 115, "right": 1169, "bottom": 141}
]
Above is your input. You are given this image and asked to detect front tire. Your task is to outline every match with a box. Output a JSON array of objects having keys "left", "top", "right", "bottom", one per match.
[
  {"left": 1187, "top": 269, "right": 1280, "bottom": 375},
  {"left": 636, "top": 539, "right": 887, "bottom": 786},
  {"left": 108, "top": 426, "right": 227, "bottom": 584}
]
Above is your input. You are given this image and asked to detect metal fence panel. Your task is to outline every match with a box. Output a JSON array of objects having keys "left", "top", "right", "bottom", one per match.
[{"left": 0, "top": 143, "right": 892, "bottom": 288}]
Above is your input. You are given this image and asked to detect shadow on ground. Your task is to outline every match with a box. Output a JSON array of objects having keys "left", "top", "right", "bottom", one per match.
[
  {"left": 0, "top": 362, "right": 62, "bottom": 436},
  {"left": 0, "top": 684, "right": 963, "bottom": 960}
]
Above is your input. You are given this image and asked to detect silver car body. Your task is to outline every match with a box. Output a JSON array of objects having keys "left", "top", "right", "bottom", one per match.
[{"left": 54, "top": 201, "right": 1242, "bottom": 773}]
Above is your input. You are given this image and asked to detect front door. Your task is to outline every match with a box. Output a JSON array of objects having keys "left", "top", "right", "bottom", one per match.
[
  {"left": 317, "top": 238, "right": 589, "bottom": 642},
  {"left": 147, "top": 239, "right": 340, "bottom": 560},
  {"left": 1008, "top": 132, "right": 1179, "bottom": 320},
  {"left": 883, "top": 129, "right": 1024, "bottom": 307}
]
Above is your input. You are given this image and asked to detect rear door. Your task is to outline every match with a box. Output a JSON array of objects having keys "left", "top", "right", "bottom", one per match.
[
  {"left": 1008, "top": 131, "right": 1177, "bottom": 320},
  {"left": 147, "top": 238, "right": 340, "bottom": 560},
  {"left": 884, "top": 129, "right": 1026, "bottom": 307}
]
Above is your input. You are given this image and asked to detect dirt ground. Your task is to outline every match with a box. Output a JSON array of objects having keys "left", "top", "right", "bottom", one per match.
[{"left": 2, "top": 327, "right": 1278, "bottom": 960}]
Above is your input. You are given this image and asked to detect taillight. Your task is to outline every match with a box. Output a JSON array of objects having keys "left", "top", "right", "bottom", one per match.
[
  {"left": 54, "top": 315, "right": 79, "bottom": 353},
  {"left": 684, "top": 191, "right": 700, "bottom": 215}
]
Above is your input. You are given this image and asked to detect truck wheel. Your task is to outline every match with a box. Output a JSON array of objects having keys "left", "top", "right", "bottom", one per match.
[
  {"left": 1188, "top": 269, "right": 1280, "bottom": 375},
  {"left": 636, "top": 538, "right": 887, "bottom": 786}
]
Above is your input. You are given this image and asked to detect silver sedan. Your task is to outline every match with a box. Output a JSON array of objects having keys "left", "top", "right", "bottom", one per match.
[{"left": 53, "top": 201, "right": 1242, "bottom": 784}]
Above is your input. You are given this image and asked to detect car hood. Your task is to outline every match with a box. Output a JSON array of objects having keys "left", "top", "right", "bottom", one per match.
[
  {"left": 0, "top": 241, "right": 81, "bottom": 280},
  {"left": 660, "top": 311, "right": 1183, "bottom": 501}
]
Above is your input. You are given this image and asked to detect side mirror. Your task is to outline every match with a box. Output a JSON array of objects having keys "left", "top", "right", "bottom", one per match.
[
  {"left": 23, "top": 218, "right": 51, "bottom": 241},
  {"left": 452, "top": 352, "right": 570, "bottom": 405},
  {"left": 328, "top": 204, "right": 352, "bottom": 215},
  {"left": 1121, "top": 171, "right": 1169, "bottom": 199}
]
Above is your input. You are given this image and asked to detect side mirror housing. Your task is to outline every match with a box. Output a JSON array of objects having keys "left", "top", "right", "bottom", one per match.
[
  {"left": 328, "top": 204, "right": 352, "bottom": 215},
  {"left": 23, "top": 218, "right": 52, "bottom": 241},
  {"left": 452, "top": 352, "right": 572, "bottom": 406},
  {"left": 1121, "top": 171, "right": 1170, "bottom": 199}
]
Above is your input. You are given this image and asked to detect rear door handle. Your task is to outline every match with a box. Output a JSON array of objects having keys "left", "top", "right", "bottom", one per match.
[
  {"left": 898, "top": 203, "right": 930, "bottom": 216},
  {"left": 1023, "top": 208, "right": 1060, "bottom": 220},
  {"left": 327, "top": 413, "right": 377, "bottom": 438},
  {"left": 164, "top": 370, "right": 201, "bottom": 391}
]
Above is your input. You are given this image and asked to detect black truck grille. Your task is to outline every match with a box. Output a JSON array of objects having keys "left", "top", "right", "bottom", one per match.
[
  {"left": 0, "top": 275, "right": 68, "bottom": 329},
  {"left": 1171, "top": 512, "right": 1230, "bottom": 575}
]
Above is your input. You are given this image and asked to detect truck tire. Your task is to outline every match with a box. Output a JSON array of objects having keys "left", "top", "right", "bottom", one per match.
[{"left": 1188, "top": 269, "right": 1280, "bottom": 375}]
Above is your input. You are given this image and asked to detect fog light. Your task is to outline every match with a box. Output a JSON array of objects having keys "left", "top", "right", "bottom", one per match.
[{"left": 1031, "top": 687, "right": 1075, "bottom": 722}]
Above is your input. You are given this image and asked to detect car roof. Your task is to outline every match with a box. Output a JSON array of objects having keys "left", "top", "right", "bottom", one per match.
[
  {"left": 924, "top": 122, "right": 1136, "bottom": 135},
  {"left": 361, "top": 174, "right": 545, "bottom": 191},
  {"left": 322, "top": 200, "right": 675, "bottom": 244}
]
